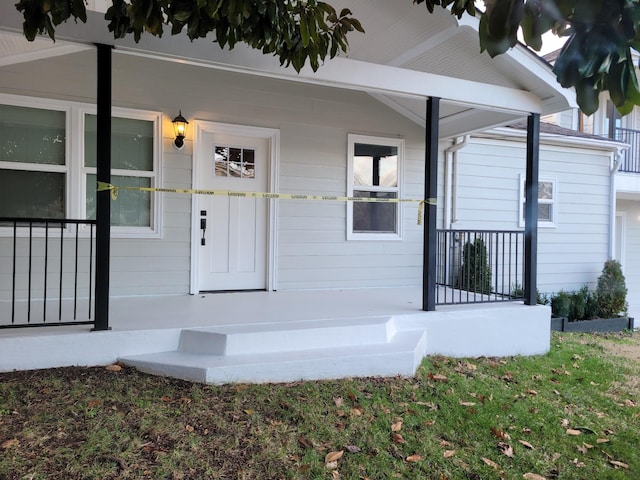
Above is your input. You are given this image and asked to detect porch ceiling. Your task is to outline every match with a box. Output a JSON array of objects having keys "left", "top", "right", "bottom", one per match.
[{"left": 0, "top": 1, "right": 575, "bottom": 138}]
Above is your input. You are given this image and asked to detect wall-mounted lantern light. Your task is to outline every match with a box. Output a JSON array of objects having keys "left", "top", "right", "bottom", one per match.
[{"left": 172, "top": 111, "right": 189, "bottom": 149}]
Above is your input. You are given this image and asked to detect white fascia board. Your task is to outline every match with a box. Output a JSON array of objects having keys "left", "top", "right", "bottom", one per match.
[
  {"left": 479, "top": 126, "right": 628, "bottom": 152},
  {"left": 455, "top": 15, "right": 577, "bottom": 113},
  {"left": 0, "top": 43, "right": 90, "bottom": 67},
  {"left": 0, "top": 4, "right": 542, "bottom": 115}
]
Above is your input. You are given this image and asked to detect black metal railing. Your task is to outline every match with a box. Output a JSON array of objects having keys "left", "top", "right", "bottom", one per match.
[
  {"left": 615, "top": 127, "right": 640, "bottom": 173},
  {"left": 436, "top": 229, "right": 525, "bottom": 305},
  {"left": 1, "top": 218, "right": 96, "bottom": 329}
]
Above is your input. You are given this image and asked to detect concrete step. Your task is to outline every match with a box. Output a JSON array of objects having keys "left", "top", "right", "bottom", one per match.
[
  {"left": 177, "top": 316, "right": 395, "bottom": 355},
  {"left": 121, "top": 329, "right": 426, "bottom": 384},
  {"left": 119, "top": 318, "right": 427, "bottom": 384}
]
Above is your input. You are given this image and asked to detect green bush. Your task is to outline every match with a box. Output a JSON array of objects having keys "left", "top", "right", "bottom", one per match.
[
  {"left": 596, "top": 259, "right": 628, "bottom": 318},
  {"left": 551, "top": 290, "right": 571, "bottom": 318},
  {"left": 459, "top": 237, "right": 492, "bottom": 294}
]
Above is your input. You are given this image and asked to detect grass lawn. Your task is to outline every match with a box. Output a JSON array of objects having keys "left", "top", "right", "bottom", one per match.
[{"left": 0, "top": 331, "right": 638, "bottom": 479}]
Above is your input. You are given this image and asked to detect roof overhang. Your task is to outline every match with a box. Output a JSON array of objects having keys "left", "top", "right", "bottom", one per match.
[{"left": 0, "top": 2, "right": 576, "bottom": 139}]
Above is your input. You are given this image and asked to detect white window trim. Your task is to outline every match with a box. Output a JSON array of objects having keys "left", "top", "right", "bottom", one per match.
[
  {"left": 347, "top": 134, "right": 404, "bottom": 241},
  {"left": 0, "top": 93, "right": 162, "bottom": 238},
  {"left": 79, "top": 106, "right": 163, "bottom": 238},
  {"left": 518, "top": 174, "right": 557, "bottom": 228}
]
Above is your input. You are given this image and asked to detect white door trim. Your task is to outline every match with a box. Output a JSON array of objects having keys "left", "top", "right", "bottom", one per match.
[{"left": 190, "top": 121, "right": 279, "bottom": 294}]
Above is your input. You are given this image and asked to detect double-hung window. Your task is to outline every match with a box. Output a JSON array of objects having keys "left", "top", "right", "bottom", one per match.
[
  {"left": 83, "top": 109, "right": 161, "bottom": 235},
  {"left": 519, "top": 174, "right": 556, "bottom": 227},
  {"left": 0, "top": 101, "right": 68, "bottom": 219},
  {"left": 347, "top": 134, "right": 403, "bottom": 240},
  {"left": 0, "top": 94, "right": 161, "bottom": 237}
]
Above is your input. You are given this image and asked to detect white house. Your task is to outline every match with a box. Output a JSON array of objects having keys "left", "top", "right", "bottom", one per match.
[{"left": 0, "top": 1, "right": 578, "bottom": 383}]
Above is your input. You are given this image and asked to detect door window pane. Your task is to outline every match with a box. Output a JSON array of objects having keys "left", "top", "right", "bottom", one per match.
[
  {"left": 0, "top": 104, "right": 65, "bottom": 165},
  {"left": 214, "top": 146, "right": 255, "bottom": 178},
  {"left": 85, "top": 115, "right": 153, "bottom": 171},
  {"left": 0, "top": 169, "right": 65, "bottom": 218},
  {"left": 86, "top": 174, "right": 151, "bottom": 226}
]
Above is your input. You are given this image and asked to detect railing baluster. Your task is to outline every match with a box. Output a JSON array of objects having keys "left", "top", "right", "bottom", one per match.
[
  {"left": 44, "top": 221, "right": 49, "bottom": 323},
  {"left": 0, "top": 218, "right": 97, "bottom": 330},
  {"left": 11, "top": 221, "right": 17, "bottom": 325},
  {"left": 27, "top": 223, "right": 32, "bottom": 324},
  {"left": 434, "top": 228, "right": 525, "bottom": 306},
  {"left": 58, "top": 222, "right": 64, "bottom": 322}
]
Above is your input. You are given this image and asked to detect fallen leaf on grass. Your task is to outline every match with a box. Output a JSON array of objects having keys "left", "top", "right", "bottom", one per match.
[
  {"left": 87, "top": 399, "right": 102, "bottom": 409},
  {"left": 344, "top": 445, "right": 360, "bottom": 453},
  {"left": 244, "top": 409, "right": 255, "bottom": 415},
  {"left": 443, "top": 450, "right": 456, "bottom": 458},
  {"left": 523, "top": 474, "right": 546, "bottom": 480},
  {"left": 325, "top": 451, "right": 344, "bottom": 463},
  {"left": 160, "top": 396, "right": 172, "bottom": 403},
  {"left": 498, "top": 442, "right": 514, "bottom": 457},
  {"left": 491, "top": 427, "right": 511, "bottom": 440},
  {"left": 596, "top": 438, "right": 610, "bottom": 444},
  {"left": 105, "top": 364, "right": 122, "bottom": 372},
  {"left": 482, "top": 457, "right": 500, "bottom": 469},
  {"left": 428, "top": 373, "right": 448, "bottom": 382},
  {"left": 459, "top": 400, "right": 476, "bottom": 407},
  {"left": 391, "top": 433, "right": 406, "bottom": 444},
  {"left": 351, "top": 406, "right": 364, "bottom": 416},
  {"left": 609, "top": 460, "right": 629, "bottom": 469},
  {"left": 518, "top": 440, "right": 534, "bottom": 449},
  {"left": 566, "top": 429, "right": 582, "bottom": 436},
  {"left": 297, "top": 436, "right": 313, "bottom": 449},
  {"left": 333, "top": 397, "right": 344, "bottom": 407},
  {"left": 561, "top": 419, "right": 570, "bottom": 428},
  {"left": 1, "top": 439, "right": 18, "bottom": 449},
  {"left": 406, "top": 454, "right": 422, "bottom": 463},
  {"left": 391, "top": 419, "right": 403, "bottom": 432},
  {"left": 185, "top": 425, "right": 194, "bottom": 433}
]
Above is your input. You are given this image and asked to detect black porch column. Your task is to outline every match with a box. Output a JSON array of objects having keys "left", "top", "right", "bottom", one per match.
[
  {"left": 423, "top": 97, "right": 440, "bottom": 311},
  {"left": 524, "top": 113, "right": 540, "bottom": 306},
  {"left": 94, "top": 44, "right": 113, "bottom": 331}
]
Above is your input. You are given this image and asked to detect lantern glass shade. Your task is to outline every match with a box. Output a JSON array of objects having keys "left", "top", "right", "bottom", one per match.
[{"left": 172, "top": 111, "right": 189, "bottom": 148}]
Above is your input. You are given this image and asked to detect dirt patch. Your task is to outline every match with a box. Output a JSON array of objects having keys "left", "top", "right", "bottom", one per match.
[
  {"left": 594, "top": 332, "right": 640, "bottom": 362},
  {"left": 590, "top": 332, "right": 640, "bottom": 398}
]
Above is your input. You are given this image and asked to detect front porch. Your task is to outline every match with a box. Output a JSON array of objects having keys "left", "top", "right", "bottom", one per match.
[{"left": 0, "top": 288, "right": 551, "bottom": 382}]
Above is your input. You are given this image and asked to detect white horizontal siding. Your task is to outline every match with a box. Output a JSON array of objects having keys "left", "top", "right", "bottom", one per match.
[{"left": 453, "top": 134, "right": 612, "bottom": 295}]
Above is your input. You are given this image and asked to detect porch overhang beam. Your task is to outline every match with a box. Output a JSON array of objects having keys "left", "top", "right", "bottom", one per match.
[{"left": 0, "top": 5, "right": 543, "bottom": 117}]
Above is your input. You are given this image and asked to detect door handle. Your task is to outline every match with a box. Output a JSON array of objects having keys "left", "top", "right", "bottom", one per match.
[{"left": 200, "top": 212, "right": 207, "bottom": 246}]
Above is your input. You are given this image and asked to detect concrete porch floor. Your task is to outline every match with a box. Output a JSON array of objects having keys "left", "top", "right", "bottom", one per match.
[{"left": 0, "top": 287, "right": 553, "bottom": 378}]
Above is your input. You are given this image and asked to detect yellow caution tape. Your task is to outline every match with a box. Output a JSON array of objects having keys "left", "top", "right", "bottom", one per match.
[{"left": 97, "top": 182, "right": 436, "bottom": 225}]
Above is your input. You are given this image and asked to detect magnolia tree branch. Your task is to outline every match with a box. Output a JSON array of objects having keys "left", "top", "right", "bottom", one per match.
[{"left": 14, "top": 0, "right": 364, "bottom": 72}]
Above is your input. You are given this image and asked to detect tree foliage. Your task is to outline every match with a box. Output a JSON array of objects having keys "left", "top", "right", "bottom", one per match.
[
  {"left": 14, "top": 0, "right": 364, "bottom": 73},
  {"left": 414, "top": 0, "right": 640, "bottom": 116},
  {"left": 13, "top": 0, "right": 640, "bottom": 115}
]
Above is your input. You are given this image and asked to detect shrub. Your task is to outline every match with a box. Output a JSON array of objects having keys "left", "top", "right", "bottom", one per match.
[
  {"left": 551, "top": 290, "right": 571, "bottom": 318},
  {"left": 596, "top": 260, "right": 628, "bottom": 318},
  {"left": 459, "top": 237, "right": 492, "bottom": 294}
]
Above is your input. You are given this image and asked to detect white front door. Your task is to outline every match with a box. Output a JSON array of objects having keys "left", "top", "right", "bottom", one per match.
[{"left": 196, "top": 130, "right": 269, "bottom": 291}]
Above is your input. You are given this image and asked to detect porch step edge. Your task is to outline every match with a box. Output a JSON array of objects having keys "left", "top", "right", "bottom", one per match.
[
  {"left": 120, "top": 329, "right": 426, "bottom": 385},
  {"left": 177, "top": 316, "right": 395, "bottom": 355}
]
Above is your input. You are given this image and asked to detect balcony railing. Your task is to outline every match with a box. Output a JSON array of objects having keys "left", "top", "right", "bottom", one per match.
[
  {"left": 436, "top": 229, "right": 525, "bottom": 305},
  {"left": 615, "top": 127, "right": 640, "bottom": 173},
  {"left": 0, "top": 218, "right": 96, "bottom": 329}
]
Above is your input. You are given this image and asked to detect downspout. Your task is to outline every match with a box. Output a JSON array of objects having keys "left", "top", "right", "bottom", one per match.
[
  {"left": 608, "top": 148, "right": 624, "bottom": 259},
  {"left": 444, "top": 136, "right": 469, "bottom": 230}
]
